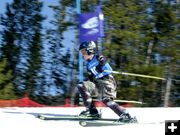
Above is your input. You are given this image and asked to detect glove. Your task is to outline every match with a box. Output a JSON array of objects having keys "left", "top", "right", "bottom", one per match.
[
  {"left": 96, "top": 55, "right": 107, "bottom": 72},
  {"left": 98, "top": 55, "right": 107, "bottom": 66}
]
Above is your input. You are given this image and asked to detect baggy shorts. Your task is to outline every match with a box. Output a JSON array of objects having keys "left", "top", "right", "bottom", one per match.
[{"left": 83, "top": 74, "right": 117, "bottom": 100}]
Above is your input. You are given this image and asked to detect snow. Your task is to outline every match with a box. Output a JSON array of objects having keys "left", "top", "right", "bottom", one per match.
[{"left": 0, "top": 107, "right": 180, "bottom": 135}]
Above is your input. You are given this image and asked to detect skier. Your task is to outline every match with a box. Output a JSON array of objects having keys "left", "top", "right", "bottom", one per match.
[{"left": 77, "top": 41, "right": 136, "bottom": 122}]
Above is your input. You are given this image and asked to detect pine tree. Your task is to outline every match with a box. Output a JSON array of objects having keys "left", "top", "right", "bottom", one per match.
[
  {"left": 40, "top": 0, "right": 76, "bottom": 102},
  {"left": 26, "top": 30, "right": 43, "bottom": 97},
  {"left": 102, "top": 0, "right": 153, "bottom": 104},
  {"left": 100, "top": 0, "right": 179, "bottom": 106},
  {"left": 14, "top": 0, "right": 44, "bottom": 96},
  {"left": 1, "top": 0, "right": 45, "bottom": 98},
  {"left": 0, "top": 3, "right": 20, "bottom": 90},
  {"left": 24, "top": 1, "right": 44, "bottom": 99},
  {"left": 153, "top": 1, "right": 180, "bottom": 106},
  {"left": 0, "top": 58, "right": 16, "bottom": 99}
]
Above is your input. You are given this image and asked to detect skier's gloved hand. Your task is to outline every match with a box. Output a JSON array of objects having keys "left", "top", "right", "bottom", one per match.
[
  {"left": 98, "top": 55, "right": 107, "bottom": 66},
  {"left": 96, "top": 55, "right": 107, "bottom": 72}
]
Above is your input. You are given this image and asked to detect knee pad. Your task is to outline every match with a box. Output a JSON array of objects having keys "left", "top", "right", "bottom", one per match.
[
  {"left": 102, "top": 97, "right": 116, "bottom": 107},
  {"left": 77, "top": 82, "right": 87, "bottom": 92}
]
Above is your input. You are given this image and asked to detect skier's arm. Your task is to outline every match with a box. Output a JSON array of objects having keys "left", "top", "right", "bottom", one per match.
[
  {"left": 87, "top": 70, "right": 95, "bottom": 82},
  {"left": 95, "top": 55, "right": 112, "bottom": 79},
  {"left": 95, "top": 63, "right": 112, "bottom": 79}
]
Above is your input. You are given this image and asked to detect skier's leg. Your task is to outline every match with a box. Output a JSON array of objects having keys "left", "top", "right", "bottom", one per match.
[
  {"left": 102, "top": 97, "right": 126, "bottom": 116},
  {"left": 77, "top": 82, "right": 92, "bottom": 108},
  {"left": 102, "top": 97, "right": 137, "bottom": 122},
  {"left": 97, "top": 75, "right": 135, "bottom": 122},
  {"left": 77, "top": 81, "right": 100, "bottom": 117}
]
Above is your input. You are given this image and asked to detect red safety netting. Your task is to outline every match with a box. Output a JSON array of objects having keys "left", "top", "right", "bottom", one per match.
[{"left": 0, "top": 96, "right": 44, "bottom": 107}]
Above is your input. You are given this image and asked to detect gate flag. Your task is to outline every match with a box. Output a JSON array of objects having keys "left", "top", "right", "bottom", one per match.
[{"left": 79, "top": 12, "right": 99, "bottom": 43}]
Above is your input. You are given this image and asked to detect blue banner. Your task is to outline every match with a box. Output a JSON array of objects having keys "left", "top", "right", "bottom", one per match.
[{"left": 79, "top": 12, "right": 99, "bottom": 43}]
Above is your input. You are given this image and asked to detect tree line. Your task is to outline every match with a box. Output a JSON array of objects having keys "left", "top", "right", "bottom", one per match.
[{"left": 0, "top": 0, "right": 179, "bottom": 107}]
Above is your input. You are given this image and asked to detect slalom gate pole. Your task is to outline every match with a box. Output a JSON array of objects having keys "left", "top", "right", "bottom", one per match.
[{"left": 104, "top": 70, "right": 166, "bottom": 80}]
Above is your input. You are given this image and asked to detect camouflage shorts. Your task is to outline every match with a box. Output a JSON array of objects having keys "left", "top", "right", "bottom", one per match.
[{"left": 83, "top": 74, "right": 117, "bottom": 99}]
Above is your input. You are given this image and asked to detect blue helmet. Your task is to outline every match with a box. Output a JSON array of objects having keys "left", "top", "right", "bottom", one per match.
[{"left": 79, "top": 41, "right": 96, "bottom": 55}]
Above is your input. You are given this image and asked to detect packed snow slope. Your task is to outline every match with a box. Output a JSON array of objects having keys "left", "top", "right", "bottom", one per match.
[{"left": 0, "top": 107, "right": 179, "bottom": 135}]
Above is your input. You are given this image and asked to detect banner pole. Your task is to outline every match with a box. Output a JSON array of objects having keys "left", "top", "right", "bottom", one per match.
[{"left": 76, "top": 0, "right": 83, "bottom": 82}]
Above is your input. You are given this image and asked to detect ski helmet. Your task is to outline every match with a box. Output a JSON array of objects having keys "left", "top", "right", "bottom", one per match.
[{"left": 79, "top": 41, "right": 96, "bottom": 55}]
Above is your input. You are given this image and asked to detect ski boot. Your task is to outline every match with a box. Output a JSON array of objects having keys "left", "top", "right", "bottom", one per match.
[
  {"left": 118, "top": 112, "right": 138, "bottom": 123},
  {"left": 79, "top": 108, "right": 102, "bottom": 119}
]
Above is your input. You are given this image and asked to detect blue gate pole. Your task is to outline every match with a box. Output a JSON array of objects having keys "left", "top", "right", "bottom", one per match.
[{"left": 76, "top": 0, "right": 83, "bottom": 82}]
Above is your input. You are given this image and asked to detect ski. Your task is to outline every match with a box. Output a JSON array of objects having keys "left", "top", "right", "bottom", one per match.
[
  {"left": 79, "top": 119, "right": 165, "bottom": 127},
  {"left": 37, "top": 114, "right": 130, "bottom": 122},
  {"left": 79, "top": 117, "right": 138, "bottom": 127},
  {"left": 37, "top": 114, "right": 100, "bottom": 121},
  {"left": 37, "top": 114, "right": 164, "bottom": 127},
  {"left": 79, "top": 120, "right": 130, "bottom": 127}
]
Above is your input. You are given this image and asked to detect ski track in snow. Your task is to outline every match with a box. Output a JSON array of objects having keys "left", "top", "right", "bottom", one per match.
[{"left": 0, "top": 107, "right": 180, "bottom": 135}]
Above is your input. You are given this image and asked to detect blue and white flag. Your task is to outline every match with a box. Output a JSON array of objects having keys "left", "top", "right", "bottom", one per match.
[{"left": 79, "top": 12, "right": 99, "bottom": 43}]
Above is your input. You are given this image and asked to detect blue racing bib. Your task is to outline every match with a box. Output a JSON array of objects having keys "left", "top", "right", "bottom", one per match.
[{"left": 87, "top": 55, "right": 112, "bottom": 79}]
